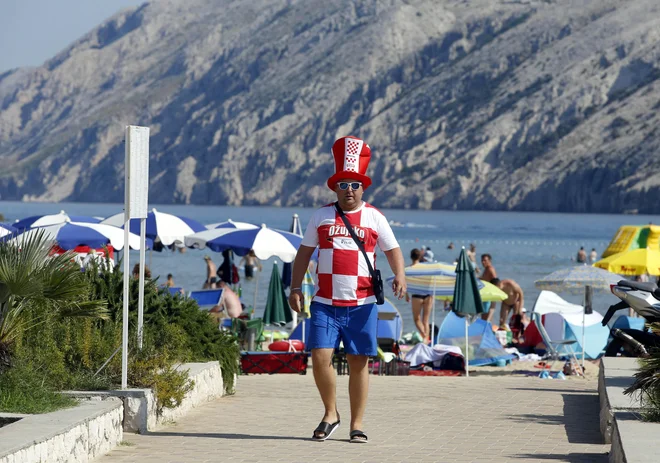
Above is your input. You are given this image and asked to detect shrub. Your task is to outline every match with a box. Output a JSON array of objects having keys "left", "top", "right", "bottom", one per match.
[{"left": 625, "top": 322, "right": 660, "bottom": 421}]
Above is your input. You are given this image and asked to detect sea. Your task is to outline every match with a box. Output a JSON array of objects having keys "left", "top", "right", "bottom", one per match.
[{"left": 1, "top": 201, "right": 656, "bottom": 334}]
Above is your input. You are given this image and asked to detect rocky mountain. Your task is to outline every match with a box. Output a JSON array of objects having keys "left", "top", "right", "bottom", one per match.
[{"left": 1, "top": 0, "right": 660, "bottom": 213}]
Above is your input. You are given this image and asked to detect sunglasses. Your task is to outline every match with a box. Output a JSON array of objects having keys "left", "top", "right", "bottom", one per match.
[{"left": 337, "top": 181, "right": 362, "bottom": 190}]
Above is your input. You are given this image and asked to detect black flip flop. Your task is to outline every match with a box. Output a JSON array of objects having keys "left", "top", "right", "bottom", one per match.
[
  {"left": 349, "top": 430, "right": 368, "bottom": 444},
  {"left": 312, "top": 415, "right": 341, "bottom": 441}
]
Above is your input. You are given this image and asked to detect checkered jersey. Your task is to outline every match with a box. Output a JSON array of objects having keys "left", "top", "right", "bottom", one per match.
[{"left": 301, "top": 202, "right": 399, "bottom": 306}]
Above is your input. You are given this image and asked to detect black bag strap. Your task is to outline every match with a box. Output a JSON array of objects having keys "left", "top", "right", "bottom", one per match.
[{"left": 334, "top": 202, "right": 377, "bottom": 279}]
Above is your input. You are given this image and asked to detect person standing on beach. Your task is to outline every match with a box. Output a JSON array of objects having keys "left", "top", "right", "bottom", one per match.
[
  {"left": 288, "top": 136, "right": 406, "bottom": 444},
  {"left": 407, "top": 249, "right": 432, "bottom": 343},
  {"left": 480, "top": 254, "right": 497, "bottom": 282},
  {"left": 589, "top": 248, "right": 598, "bottom": 264},
  {"left": 203, "top": 256, "right": 217, "bottom": 288},
  {"left": 576, "top": 247, "right": 587, "bottom": 264},
  {"left": 467, "top": 243, "right": 480, "bottom": 275},
  {"left": 488, "top": 278, "right": 524, "bottom": 328}
]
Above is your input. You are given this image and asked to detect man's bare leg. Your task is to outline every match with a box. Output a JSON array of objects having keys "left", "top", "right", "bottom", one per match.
[
  {"left": 483, "top": 305, "right": 496, "bottom": 322},
  {"left": 346, "top": 354, "right": 370, "bottom": 435},
  {"left": 500, "top": 304, "right": 511, "bottom": 327},
  {"left": 311, "top": 348, "right": 338, "bottom": 436}
]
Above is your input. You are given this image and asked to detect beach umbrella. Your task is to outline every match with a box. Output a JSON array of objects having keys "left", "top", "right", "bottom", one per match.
[
  {"left": 387, "top": 262, "right": 480, "bottom": 345},
  {"left": 437, "top": 280, "right": 507, "bottom": 302},
  {"left": 263, "top": 262, "right": 293, "bottom": 327},
  {"left": 102, "top": 208, "right": 205, "bottom": 247},
  {"left": 184, "top": 225, "right": 302, "bottom": 262},
  {"left": 452, "top": 248, "right": 485, "bottom": 377},
  {"left": 535, "top": 265, "right": 620, "bottom": 367},
  {"left": 13, "top": 210, "right": 101, "bottom": 230},
  {"left": 0, "top": 223, "right": 18, "bottom": 238},
  {"left": 205, "top": 220, "right": 259, "bottom": 230},
  {"left": 8, "top": 221, "right": 147, "bottom": 250},
  {"left": 594, "top": 248, "right": 660, "bottom": 276}
]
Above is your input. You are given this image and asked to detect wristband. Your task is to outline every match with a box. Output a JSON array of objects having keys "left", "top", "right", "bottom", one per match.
[{"left": 291, "top": 287, "right": 302, "bottom": 292}]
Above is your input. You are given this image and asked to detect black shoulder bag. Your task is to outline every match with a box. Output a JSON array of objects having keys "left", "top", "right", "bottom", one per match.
[{"left": 334, "top": 202, "right": 385, "bottom": 305}]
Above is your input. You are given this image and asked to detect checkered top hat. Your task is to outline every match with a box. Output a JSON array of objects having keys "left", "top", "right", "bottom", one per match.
[{"left": 327, "top": 136, "right": 372, "bottom": 190}]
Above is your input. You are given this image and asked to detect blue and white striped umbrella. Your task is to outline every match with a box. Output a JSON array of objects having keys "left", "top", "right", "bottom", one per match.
[
  {"left": 205, "top": 220, "right": 259, "bottom": 230},
  {"left": 13, "top": 210, "right": 101, "bottom": 230},
  {"left": 102, "top": 208, "right": 205, "bottom": 246},
  {"left": 184, "top": 225, "right": 302, "bottom": 262},
  {"left": 0, "top": 223, "right": 18, "bottom": 238},
  {"left": 9, "top": 221, "right": 148, "bottom": 250}
]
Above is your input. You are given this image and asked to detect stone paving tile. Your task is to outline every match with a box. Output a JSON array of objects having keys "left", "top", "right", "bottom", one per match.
[{"left": 97, "top": 375, "right": 609, "bottom": 463}]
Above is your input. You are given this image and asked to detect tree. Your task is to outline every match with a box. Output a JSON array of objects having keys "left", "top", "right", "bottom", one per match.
[{"left": 0, "top": 231, "right": 108, "bottom": 372}]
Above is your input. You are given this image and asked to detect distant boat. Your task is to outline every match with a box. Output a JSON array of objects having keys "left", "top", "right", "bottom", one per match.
[{"left": 623, "top": 209, "right": 639, "bottom": 215}]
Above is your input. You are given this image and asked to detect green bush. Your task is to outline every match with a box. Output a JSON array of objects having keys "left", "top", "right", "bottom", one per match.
[
  {"left": 84, "top": 263, "right": 240, "bottom": 394},
  {"left": 2, "top": 257, "right": 240, "bottom": 414},
  {"left": 0, "top": 356, "right": 77, "bottom": 414},
  {"left": 625, "top": 322, "right": 660, "bottom": 421}
]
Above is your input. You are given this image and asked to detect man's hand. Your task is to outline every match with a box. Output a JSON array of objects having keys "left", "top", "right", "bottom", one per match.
[
  {"left": 289, "top": 289, "right": 303, "bottom": 313},
  {"left": 391, "top": 274, "right": 406, "bottom": 300}
]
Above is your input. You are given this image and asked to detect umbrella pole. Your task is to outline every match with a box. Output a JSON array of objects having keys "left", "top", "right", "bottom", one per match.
[
  {"left": 465, "top": 316, "right": 469, "bottom": 378},
  {"left": 430, "top": 277, "right": 437, "bottom": 345},
  {"left": 253, "top": 271, "right": 259, "bottom": 317},
  {"left": 582, "top": 285, "right": 591, "bottom": 372}
]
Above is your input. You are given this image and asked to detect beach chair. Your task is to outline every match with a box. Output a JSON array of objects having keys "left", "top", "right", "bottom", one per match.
[
  {"left": 188, "top": 288, "right": 224, "bottom": 311},
  {"left": 232, "top": 318, "right": 265, "bottom": 351},
  {"left": 167, "top": 286, "right": 184, "bottom": 296},
  {"left": 531, "top": 312, "right": 582, "bottom": 375}
]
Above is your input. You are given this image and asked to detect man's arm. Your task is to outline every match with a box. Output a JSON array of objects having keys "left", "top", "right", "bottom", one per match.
[
  {"left": 515, "top": 285, "right": 524, "bottom": 315},
  {"left": 383, "top": 247, "right": 406, "bottom": 299},
  {"left": 288, "top": 245, "right": 316, "bottom": 312}
]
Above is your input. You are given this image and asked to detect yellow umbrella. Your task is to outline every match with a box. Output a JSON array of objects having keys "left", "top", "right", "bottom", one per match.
[
  {"left": 436, "top": 280, "right": 508, "bottom": 302},
  {"left": 593, "top": 248, "right": 660, "bottom": 276}
]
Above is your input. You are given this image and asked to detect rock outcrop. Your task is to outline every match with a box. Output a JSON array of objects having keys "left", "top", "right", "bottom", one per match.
[{"left": 1, "top": 0, "right": 659, "bottom": 212}]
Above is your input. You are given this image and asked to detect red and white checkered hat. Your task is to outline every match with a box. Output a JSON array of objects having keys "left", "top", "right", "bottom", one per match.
[{"left": 327, "top": 136, "right": 372, "bottom": 190}]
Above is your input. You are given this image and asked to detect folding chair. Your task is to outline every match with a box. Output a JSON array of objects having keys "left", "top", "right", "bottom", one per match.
[
  {"left": 231, "top": 318, "right": 265, "bottom": 351},
  {"left": 532, "top": 312, "right": 583, "bottom": 376},
  {"left": 188, "top": 288, "right": 225, "bottom": 311},
  {"left": 167, "top": 286, "right": 184, "bottom": 296}
]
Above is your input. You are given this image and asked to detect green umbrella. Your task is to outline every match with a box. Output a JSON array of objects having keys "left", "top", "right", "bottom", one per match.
[
  {"left": 452, "top": 248, "right": 484, "bottom": 376},
  {"left": 263, "top": 262, "right": 293, "bottom": 327}
]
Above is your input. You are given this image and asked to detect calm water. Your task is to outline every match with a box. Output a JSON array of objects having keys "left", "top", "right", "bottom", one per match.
[{"left": 1, "top": 201, "right": 656, "bottom": 333}]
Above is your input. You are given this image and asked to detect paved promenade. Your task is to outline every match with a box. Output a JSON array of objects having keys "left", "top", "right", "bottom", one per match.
[{"left": 99, "top": 374, "right": 608, "bottom": 463}]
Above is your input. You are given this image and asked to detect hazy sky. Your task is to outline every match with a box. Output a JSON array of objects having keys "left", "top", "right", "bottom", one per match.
[{"left": 0, "top": 0, "right": 144, "bottom": 73}]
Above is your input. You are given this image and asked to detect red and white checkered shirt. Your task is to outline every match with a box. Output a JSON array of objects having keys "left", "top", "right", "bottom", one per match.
[{"left": 301, "top": 202, "right": 399, "bottom": 307}]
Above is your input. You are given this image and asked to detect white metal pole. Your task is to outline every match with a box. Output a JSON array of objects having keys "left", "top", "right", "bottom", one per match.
[
  {"left": 253, "top": 271, "right": 259, "bottom": 316},
  {"left": 465, "top": 316, "right": 470, "bottom": 377},
  {"left": 431, "top": 276, "right": 437, "bottom": 345},
  {"left": 137, "top": 218, "right": 146, "bottom": 349},
  {"left": 122, "top": 217, "right": 130, "bottom": 389}
]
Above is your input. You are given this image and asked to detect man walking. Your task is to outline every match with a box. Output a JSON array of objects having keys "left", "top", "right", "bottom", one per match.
[{"left": 288, "top": 136, "right": 406, "bottom": 443}]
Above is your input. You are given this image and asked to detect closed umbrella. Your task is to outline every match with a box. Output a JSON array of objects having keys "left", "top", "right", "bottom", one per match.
[
  {"left": 263, "top": 262, "right": 293, "bottom": 327},
  {"left": 282, "top": 214, "right": 303, "bottom": 289},
  {"left": 452, "top": 248, "right": 485, "bottom": 377},
  {"left": 535, "top": 265, "right": 620, "bottom": 367}
]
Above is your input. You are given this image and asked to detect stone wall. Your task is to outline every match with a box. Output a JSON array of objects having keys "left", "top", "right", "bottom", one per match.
[{"left": 0, "top": 398, "right": 123, "bottom": 463}]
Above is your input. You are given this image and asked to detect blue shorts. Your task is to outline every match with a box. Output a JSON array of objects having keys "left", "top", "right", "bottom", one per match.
[{"left": 307, "top": 301, "right": 378, "bottom": 356}]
